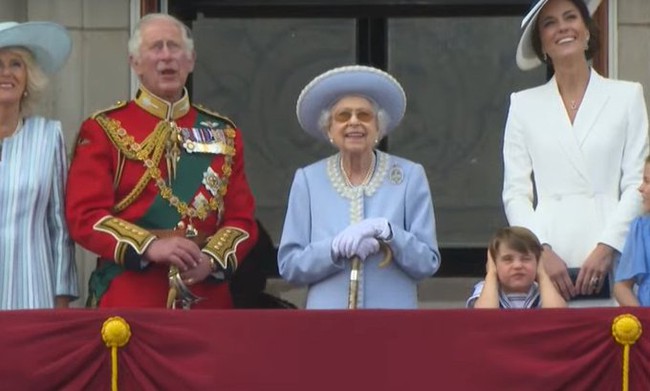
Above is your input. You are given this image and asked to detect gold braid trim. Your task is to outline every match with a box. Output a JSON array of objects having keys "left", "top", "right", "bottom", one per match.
[
  {"left": 94, "top": 216, "right": 157, "bottom": 264},
  {"left": 113, "top": 151, "right": 125, "bottom": 190},
  {"left": 210, "top": 126, "right": 236, "bottom": 223},
  {"left": 95, "top": 115, "right": 169, "bottom": 213},
  {"left": 147, "top": 125, "right": 234, "bottom": 220},
  {"left": 202, "top": 227, "right": 250, "bottom": 270},
  {"left": 95, "top": 114, "right": 237, "bottom": 222}
]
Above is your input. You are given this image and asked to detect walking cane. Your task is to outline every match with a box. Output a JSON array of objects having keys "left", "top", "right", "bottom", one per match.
[
  {"left": 347, "top": 256, "right": 362, "bottom": 309},
  {"left": 347, "top": 242, "right": 393, "bottom": 309}
]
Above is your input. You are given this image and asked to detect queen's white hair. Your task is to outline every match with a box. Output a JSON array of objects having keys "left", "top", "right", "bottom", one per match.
[{"left": 317, "top": 95, "right": 390, "bottom": 139}]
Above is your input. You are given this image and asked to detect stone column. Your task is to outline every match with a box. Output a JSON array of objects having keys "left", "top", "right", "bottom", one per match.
[{"left": 618, "top": 0, "right": 650, "bottom": 110}]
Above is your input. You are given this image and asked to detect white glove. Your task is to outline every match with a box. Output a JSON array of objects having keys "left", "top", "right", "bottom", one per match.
[
  {"left": 331, "top": 234, "right": 380, "bottom": 260},
  {"left": 331, "top": 218, "right": 392, "bottom": 259},
  {"left": 361, "top": 218, "right": 392, "bottom": 241},
  {"left": 355, "top": 237, "right": 381, "bottom": 260}
]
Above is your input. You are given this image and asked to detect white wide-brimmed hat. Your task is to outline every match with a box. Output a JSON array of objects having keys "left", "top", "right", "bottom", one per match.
[
  {"left": 516, "top": 0, "right": 602, "bottom": 70},
  {"left": 296, "top": 65, "right": 407, "bottom": 141},
  {"left": 0, "top": 21, "right": 72, "bottom": 75}
]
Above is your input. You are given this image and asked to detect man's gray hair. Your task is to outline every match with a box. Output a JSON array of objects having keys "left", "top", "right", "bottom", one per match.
[{"left": 128, "top": 13, "right": 194, "bottom": 59}]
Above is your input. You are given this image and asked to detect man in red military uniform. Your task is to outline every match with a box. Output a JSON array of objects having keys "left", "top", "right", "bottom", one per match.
[{"left": 66, "top": 13, "right": 258, "bottom": 309}]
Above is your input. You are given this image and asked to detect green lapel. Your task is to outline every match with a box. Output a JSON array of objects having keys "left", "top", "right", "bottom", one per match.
[{"left": 137, "top": 112, "right": 224, "bottom": 229}]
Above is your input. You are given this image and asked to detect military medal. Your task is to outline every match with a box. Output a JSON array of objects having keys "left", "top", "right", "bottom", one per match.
[{"left": 165, "top": 121, "right": 182, "bottom": 185}]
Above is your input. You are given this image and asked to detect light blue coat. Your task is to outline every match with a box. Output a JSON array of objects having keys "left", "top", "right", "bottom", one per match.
[
  {"left": 0, "top": 117, "right": 78, "bottom": 309},
  {"left": 278, "top": 150, "right": 440, "bottom": 309}
]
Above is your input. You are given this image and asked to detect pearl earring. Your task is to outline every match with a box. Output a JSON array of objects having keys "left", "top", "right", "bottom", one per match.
[
  {"left": 329, "top": 138, "right": 334, "bottom": 144},
  {"left": 543, "top": 52, "right": 548, "bottom": 62}
]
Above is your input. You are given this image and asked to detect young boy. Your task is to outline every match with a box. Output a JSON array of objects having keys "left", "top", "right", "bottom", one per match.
[
  {"left": 614, "top": 156, "right": 650, "bottom": 306},
  {"left": 467, "top": 226, "right": 566, "bottom": 309}
]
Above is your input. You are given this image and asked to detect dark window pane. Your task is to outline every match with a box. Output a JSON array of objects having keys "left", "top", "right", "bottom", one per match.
[
  {"left": 387, "top": 17, "right": 545, "bottom": 246},
  {"left": 193, "top": 17, "right": 356, "bottom": 241}
]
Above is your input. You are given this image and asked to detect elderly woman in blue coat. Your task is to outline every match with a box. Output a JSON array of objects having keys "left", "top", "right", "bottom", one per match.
[{"left": 278, "top": 65, "right": 441, "bottom": 309}]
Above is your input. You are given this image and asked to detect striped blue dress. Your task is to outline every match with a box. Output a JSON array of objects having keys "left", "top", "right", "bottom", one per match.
[{"left": 0, "top": 116, "right": 78, "bottom": 309}]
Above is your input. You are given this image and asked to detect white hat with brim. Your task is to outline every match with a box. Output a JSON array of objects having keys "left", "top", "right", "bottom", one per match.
[
  {"left": 296, "top": 65, "right": 406, "bottom": 142},
  {"left": 516, "top": 0, "right": 602, "bottom": 71},
  {"left": 0, "top": 21, "right": 72, "bottom": 75}
]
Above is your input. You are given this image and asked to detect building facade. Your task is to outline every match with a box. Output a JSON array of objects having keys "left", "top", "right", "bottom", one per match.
[{"left": 1, "top": 0, "right": 648, "bottom": 307}]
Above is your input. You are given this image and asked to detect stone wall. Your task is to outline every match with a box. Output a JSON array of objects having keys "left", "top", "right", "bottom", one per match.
[{"left": 618, "top": 0, "right": 650, "bottom": 110}]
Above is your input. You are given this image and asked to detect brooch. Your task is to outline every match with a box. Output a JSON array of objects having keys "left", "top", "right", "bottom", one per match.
[{"left": 389, "top": 164, "right": 403, "bottom": 185}]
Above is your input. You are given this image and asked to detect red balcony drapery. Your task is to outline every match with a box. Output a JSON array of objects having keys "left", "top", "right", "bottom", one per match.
[{"left": 0, "top": 308, "right": 647, "bottom": 390}]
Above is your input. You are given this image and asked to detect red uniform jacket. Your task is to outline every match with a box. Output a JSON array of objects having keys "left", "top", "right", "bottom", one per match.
[{"left": 66, "top": 87, "right": 258, "bottom": 308}]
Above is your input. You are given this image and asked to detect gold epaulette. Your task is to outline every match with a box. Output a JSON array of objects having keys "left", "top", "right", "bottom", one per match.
[
  {"left": 91, "top": 100, "right": 128, "bottom": 119},
  {"left": 193, "top": 104, "right": 237, "bottom": 129}
]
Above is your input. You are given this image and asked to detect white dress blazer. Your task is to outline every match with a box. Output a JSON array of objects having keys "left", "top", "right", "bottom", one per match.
[{"left": 503, "top": 70, "right": 649, "bottom": 268}]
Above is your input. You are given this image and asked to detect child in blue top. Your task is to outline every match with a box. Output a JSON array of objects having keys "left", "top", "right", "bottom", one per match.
[
  {"left": 467, "top": 226, "right": 566, "bottom": 309},
  {"left": 614, "top": 156, "right": 650, "bottom": 306}
]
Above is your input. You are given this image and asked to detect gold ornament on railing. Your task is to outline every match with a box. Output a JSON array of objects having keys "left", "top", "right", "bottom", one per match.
[
  {"left": 611, "top": 314, "right": 642, "bottom": 391},
  {"left": 101, "top": 316, "right": 132, "bottom": 391}
]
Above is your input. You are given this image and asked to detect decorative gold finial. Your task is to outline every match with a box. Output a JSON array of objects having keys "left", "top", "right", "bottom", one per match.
[
  {"left": 612, "top": 314, "right": 642, "bottom": 346},
  {"left": 102, "top": 316, "right": 132, "bottom": 347}
]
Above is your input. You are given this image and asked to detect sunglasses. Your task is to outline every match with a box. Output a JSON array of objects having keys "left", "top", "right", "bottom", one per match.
[{"left": 332, "top": 109, "right": 375, "bottom": 123}]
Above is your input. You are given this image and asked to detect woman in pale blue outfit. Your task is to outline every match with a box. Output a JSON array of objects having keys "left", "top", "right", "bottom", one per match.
[
  {"left": 0, "top": 21, "right": 78, "bottom": 309},
  {"left": 278, "top": 66, "right": 440, "bottom": 309}
]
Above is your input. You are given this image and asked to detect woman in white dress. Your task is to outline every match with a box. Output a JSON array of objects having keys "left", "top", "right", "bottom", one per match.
[
  {"left": 503, "top": 0, "right": 649, "bottom": 305},
  {"left": 0, "top": 21, "right": 78, "bottom": 309}
]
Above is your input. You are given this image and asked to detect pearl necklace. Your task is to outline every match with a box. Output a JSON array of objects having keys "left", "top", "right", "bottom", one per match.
[{"left": 340, "top": 152, "right": 376, "bottom": 187}]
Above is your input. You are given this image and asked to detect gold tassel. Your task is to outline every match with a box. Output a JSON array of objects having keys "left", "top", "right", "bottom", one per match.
[
  {"left": 611, "top": 314, "right": 642, "bottom": 391},
  {"left": 101, "top": 316, "right": 132, "bottom": 391}
]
